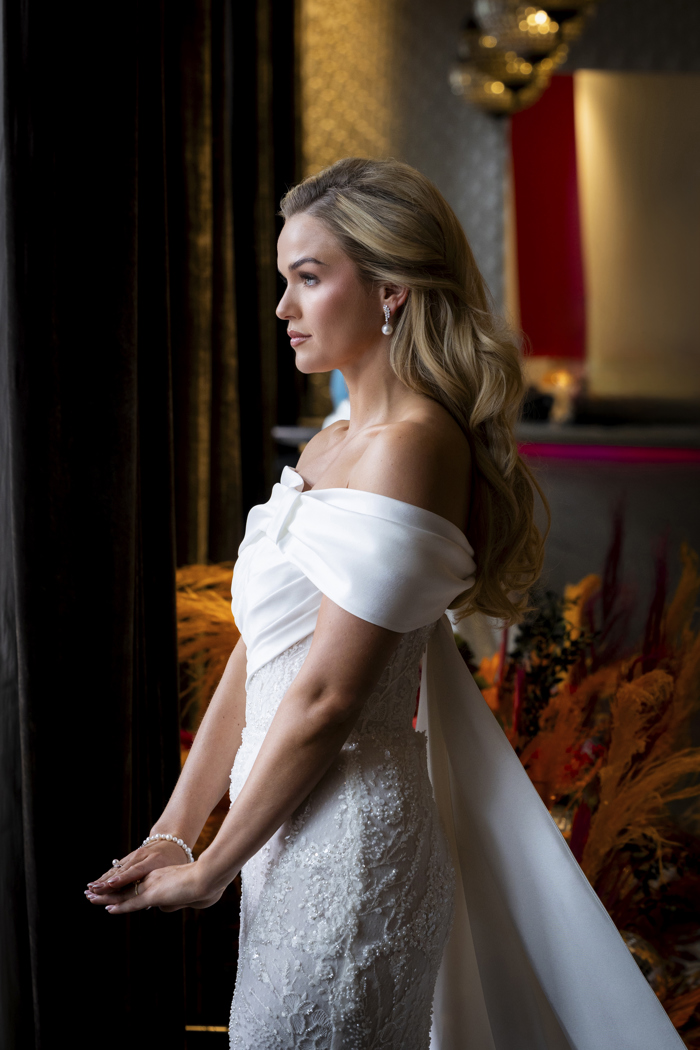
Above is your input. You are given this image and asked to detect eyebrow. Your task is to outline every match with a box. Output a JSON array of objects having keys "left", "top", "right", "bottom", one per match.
[{"left": 289, "top": 256, "right": 327, "bottom": 271}]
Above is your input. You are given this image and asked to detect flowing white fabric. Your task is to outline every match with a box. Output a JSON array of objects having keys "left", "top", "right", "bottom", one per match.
[
  {"left": 230, "top": 466, "right": 683, "bottom": 1049},
  {"left": 233, "top": 466, "right": 476, "bottom": 684},
  {"left": 418, "top": 618, "right": 683, "bottom": 1049}
]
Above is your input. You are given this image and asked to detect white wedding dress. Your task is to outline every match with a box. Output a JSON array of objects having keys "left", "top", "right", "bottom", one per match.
[{"left": 227, "top": 466, "right": 683, "bottom": 1050}]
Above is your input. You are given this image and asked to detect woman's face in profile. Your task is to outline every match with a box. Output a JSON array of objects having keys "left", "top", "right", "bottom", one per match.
[{"left": 276, "top": 212, "right": 383, "bottom": 375}]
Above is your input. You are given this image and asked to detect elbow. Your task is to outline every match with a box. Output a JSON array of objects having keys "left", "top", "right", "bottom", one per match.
[{"left": 302, "top": 684, "right": 364, "bottom": 732}]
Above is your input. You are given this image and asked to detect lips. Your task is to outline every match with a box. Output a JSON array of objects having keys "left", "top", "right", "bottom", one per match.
[{"left": 288, "top": 330, "right": 311, "bottom": 347}]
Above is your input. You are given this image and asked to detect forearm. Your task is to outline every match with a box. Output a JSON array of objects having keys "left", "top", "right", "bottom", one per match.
[
  {"left": 198, "top": 687, "right": 358, "bottom": 892},
  {"left": 196, "top": 598, "right": 401, "bottom": 897},
  {"left": 151, "top": 636, "right": 248, "bottom": 847},
  {"left": 92, "top": 602, "right": 405, "bottom": 914}
]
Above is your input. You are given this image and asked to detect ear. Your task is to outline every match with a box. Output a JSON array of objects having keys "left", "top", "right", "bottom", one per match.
[{"left": 379, "top": 283, "right": 409, "bottom": 314}]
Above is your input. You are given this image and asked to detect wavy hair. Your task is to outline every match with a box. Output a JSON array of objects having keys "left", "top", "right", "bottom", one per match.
[{"left": 280, "top": 157, "right": 549, "bottom": 624}]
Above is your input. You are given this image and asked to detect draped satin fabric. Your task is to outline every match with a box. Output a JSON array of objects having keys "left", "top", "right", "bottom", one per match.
[
  {"left": 231, "top": 466, "right": 683, "bottom": 1050},
  {"left": 233, "top": 467, "right": 476, "bottom": 683},
  {"left": 419, "top": 619, "right": 684, "bottom": 1050}
]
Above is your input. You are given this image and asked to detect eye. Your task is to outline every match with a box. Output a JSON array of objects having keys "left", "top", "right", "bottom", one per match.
[{"left": 299, "top": 272, "right": 319, "bottom": 287}]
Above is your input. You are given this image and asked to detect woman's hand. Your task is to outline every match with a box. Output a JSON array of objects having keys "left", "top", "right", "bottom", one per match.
[
  {"left": 88, "top": 856, "right": 226, "bottom": 915},
  {"left": 85, "top": 839, "right": 189, "bottom": 905},
  {"left": 84, "top": 639, "right": 248, "bottom": 915}
]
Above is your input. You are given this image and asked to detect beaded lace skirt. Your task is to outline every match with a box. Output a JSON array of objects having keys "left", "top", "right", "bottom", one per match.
[{"left": 227, "top": 626, "right": 454, "bottom": 1050}]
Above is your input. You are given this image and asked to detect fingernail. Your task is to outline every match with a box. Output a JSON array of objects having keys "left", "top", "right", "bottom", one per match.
[
  {"left": 106, "top": 906, "right": 114, "bottom": 913},
  {"left": 107, "top": 878, "right": 117, "bottom": 885},
  {"left": 89, "top": 882, "right": 102, "bottom": 889}
]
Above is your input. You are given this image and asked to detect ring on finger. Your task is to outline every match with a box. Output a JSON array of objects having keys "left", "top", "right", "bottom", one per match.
[{"left": 111, "top": 859, "right": 123, "bottom": 868}]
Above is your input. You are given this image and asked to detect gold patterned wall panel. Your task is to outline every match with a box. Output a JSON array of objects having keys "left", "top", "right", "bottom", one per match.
[
  {"left": 299, "top": 0, "right": 507, "bottom": 304},
  {"left": 300, "top": 0, "right": 396, "bottom": 175}
]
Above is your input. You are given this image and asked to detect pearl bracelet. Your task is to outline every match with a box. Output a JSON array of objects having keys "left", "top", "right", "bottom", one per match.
[{"left": 142, "top": 833, "right": 194, "bottom": 864}]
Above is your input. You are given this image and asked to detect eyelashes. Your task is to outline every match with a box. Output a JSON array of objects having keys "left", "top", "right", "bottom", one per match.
[{"left": 277, "top": 273, "right": 320, "bottom": 287}]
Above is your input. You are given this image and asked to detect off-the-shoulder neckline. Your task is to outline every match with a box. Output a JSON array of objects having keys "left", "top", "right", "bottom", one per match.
[{"left": 281, "top": 467, "right": 474, "bottom": 553}]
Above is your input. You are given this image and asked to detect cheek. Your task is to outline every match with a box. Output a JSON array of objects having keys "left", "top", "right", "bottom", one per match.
[{"left": 313, "top": 283, "right": 374, "bottom": 341}]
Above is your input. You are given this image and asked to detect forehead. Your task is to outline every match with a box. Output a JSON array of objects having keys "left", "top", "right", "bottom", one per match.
[{"left": 277, "top": 212, "right": 342, "bottom": 266}]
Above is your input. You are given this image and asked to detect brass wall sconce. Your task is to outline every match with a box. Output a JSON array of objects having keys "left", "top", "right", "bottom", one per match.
[{"left": 450, "top": 1, "right": 600, "bottom": 114}]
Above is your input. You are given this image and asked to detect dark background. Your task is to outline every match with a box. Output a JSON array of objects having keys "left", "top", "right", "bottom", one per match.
[{"left": 0, "top": 2, "right": 298, "bottom": 1046}]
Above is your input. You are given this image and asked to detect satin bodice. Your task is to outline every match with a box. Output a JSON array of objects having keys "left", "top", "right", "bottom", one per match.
[{"left": 231, "top": 466, "right": 476, "bottom": 685}]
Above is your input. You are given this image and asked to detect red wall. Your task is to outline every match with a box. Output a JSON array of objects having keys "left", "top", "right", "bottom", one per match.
[{"left": 511, "top": 74, "right": 586, "bottom": 359}]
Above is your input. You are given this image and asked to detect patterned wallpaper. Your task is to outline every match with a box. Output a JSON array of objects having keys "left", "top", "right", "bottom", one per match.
[
  {"left": 300, "top": 0, "right": 394, "bottom": 175},
  {"left": 390, "top": 0, "right": 507, "bottom": 305},
  {"left": 300, "top": 0, "right": 507, "bottom": 306},
  {"left": 566, "top": 0, "right": 700, "bottom": 73}
]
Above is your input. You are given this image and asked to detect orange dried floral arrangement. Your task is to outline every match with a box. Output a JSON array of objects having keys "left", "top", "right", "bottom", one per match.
[
  {"left": 175, "top": 563, "right": 239, "bottom": 858},
  {"left": 472, "top": 531, "right": 700, "bottom": 1046},
  {"left": 176, "top": 562, "right": 239, "bottom": 735}
]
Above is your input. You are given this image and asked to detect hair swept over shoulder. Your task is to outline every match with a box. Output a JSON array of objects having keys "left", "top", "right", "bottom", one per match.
[{"left": 281, "top": 157, "right": 549, "bottom": 624}]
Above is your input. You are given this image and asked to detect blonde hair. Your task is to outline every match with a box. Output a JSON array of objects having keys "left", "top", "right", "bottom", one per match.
[{"left": 281, "top": 157, "right": 549, "bottom": 624}]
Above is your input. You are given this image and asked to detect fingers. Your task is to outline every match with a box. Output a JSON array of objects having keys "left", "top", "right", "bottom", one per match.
[
  {"left": 87, "top": 848, "right": 143, "bottom": 890},
  {"left": 86, "top": 842, "right": 183, "bottom": 893},
  {"left": 88, "top": 870, "right": 126, "bottom": 892},
  {"left": 103, "top": 870, "right": 174, "bottom": 915},
  {"left": 86, "top": 887, "right": 132, "bottom": 906},
  {"left": 90, "top": 864, "right": 123, "bottom": 887},
  {"left": 85, "top": 879, "right": 142, "bottom": 905},
  {"left": 87, "top": 859, "right": 154, "bottom": 896},
  {"left": 97, "top": 864, "right": 203, "bottom": 915},
  {"left": 104, "top": 880, "right": 152, "bottom": 915}
]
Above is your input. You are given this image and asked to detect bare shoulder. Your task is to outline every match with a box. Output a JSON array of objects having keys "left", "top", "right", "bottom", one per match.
[
  {"left": 349, "top": 409, "right": 471, "bottom": 529},
  {"left": 295, "top": 419, "right": 347, "bottom": 475}
]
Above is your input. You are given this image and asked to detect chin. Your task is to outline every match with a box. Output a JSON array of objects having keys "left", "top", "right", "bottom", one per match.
[{"left": 294, "top": 349, "right": 340, "bottom": 375}]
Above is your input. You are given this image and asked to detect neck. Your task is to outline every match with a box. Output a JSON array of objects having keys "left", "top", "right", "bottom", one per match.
[{"left": 339, "top": 342, "right": 416, "bottom": 432}]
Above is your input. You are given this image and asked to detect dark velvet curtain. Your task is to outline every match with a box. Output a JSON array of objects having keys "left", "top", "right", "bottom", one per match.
[
  {"left": 169, "top": 1, "right": 243, "bottom": 566},
  {"left": 0, "top": 1, "right": 297, "bottom": 1047},
  {"left": 232, "top": 0, "right": 302, "bottom": 513},
  {"left": 170, "top": 0, "right": 299, "bottom": 560},
  {"left": 1, "top": 3, "right": 184, "bottom": 1046}
]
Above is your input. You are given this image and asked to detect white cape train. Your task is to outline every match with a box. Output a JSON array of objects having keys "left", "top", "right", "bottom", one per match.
[{"left": 231, "top": 466, "right": 683, "bottom": 1050}]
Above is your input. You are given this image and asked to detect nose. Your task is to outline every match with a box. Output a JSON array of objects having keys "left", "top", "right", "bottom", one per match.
[{"left": 276, "top": 285, "right": 297, "bottom": 321}]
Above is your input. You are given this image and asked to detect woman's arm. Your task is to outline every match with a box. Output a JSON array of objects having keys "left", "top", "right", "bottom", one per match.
[
  {"left": 153, "top": 635, "right": 248, "bottom": 844},
  {"left": 94, "top": 421, "right": 467, "bottom": 914},
  {"left": 86, "top": 635, "right": 248, "bottom": 898},
  {"left": 97, "top": 597, "right": 401, "bottom": 913},
  {"left": 197, "top": 598, "right": 401, "bottom": 894}
]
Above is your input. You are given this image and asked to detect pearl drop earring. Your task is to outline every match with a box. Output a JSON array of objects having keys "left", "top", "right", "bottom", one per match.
[{"left": 382, "top": 305, "right": 394, "bottom": 335}]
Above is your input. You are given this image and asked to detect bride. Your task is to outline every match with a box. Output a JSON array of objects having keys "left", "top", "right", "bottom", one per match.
[{"left": 86, "top": 158, "right": 682, "bottom": 1049}]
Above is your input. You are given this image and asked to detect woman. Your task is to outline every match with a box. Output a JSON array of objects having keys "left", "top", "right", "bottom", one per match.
[{"left": 86, "top": 159, "right": 682, "bottom": 1049}]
